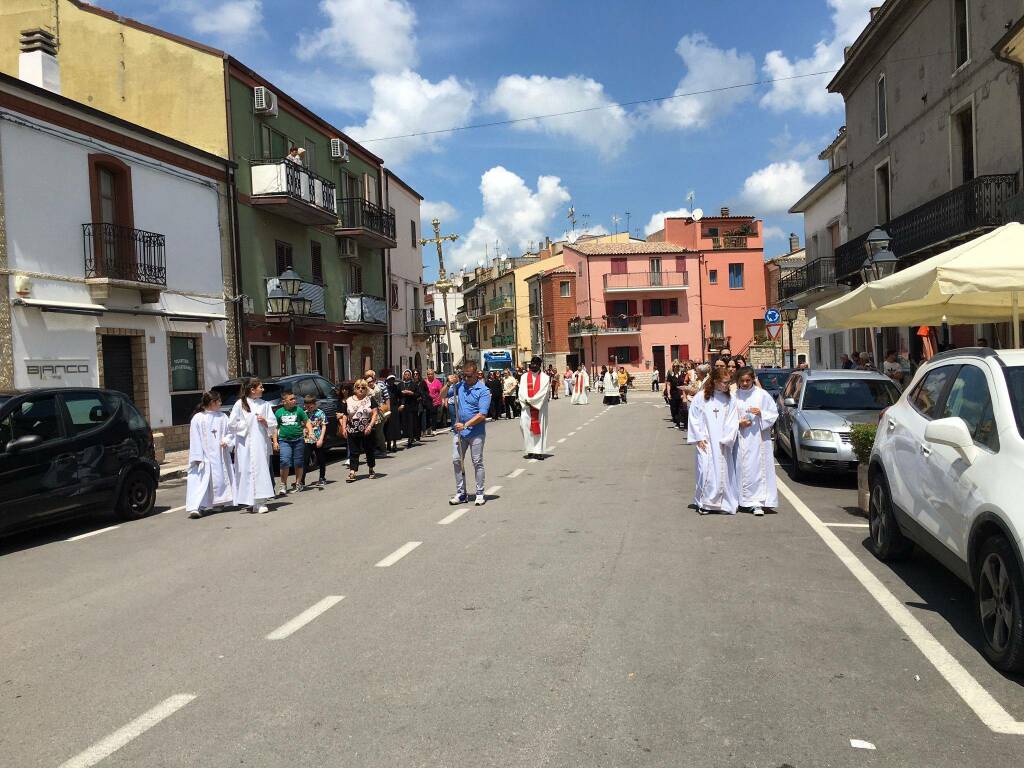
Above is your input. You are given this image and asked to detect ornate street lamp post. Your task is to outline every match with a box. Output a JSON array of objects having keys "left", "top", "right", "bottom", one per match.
[
  {"left": 266, "top": 265, "right": 310, "bottom": 374},
  {"left": 860, "top": 226, "right": 898, "bottom": 364},
  {"left": 780, "top": 299, "right": 799, "bottom": 368},
  {"left": 425, "top": 318, "right": 446, "bottom": 372},
  {"left": 419, "top": 218, "right": 459, "bottom": 374}
]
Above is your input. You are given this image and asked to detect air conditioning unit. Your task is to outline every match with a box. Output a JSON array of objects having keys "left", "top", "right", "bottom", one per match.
[
  {"left": 253, "top": 86, "right": 278, "bottom": 117},
  {"left": 339, "top": 238, "right": 358, "bottom": 259},
  {"left": 330, "top": 138, "right": 350, "bottom": 162}
]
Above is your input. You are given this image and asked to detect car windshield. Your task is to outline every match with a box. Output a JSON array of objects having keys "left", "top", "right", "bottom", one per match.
[
  {"left": 0, "top": 395, "right": 11, "bottom": 409},
  {"left": 756, "top": 371, "right": 791, "bottom": 390},
  {"left": 800, "top": 379, "right": 901, "bottom": 410},
  {"left": 213, "top": 382, "right": 283, "bottom": 408},
  {"left": 1002, "top": 366, "right": 1024, "bottom": 437}
]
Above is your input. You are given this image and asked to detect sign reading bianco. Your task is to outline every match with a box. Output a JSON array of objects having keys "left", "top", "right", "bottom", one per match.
[{"left": 24, "top": 359, "right": 92, "bottom": 385}]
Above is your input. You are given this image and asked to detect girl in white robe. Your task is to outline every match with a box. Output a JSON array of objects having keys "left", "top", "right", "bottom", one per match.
[
  {"left": 571, "top": 368, "right": 590, "bottom": 405},
  {"left": 688, "top": 367, "right": 740, "bottom": 514},
  {"left": 186, "top": 391, "right": 236, "bottom": 519},
  {"left": 227, "top": 377, "right": 277, "bottom": 513},
  {"left": 735, "top": 367, "right": 779, "bottom": 515}
]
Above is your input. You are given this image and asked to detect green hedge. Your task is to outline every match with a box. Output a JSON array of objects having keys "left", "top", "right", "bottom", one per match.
[{"left": 850, "top": 423, "right": 877, "bottom": 464}]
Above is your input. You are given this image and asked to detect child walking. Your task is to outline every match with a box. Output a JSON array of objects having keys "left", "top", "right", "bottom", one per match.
[
  {"left": 303, "top": 394, "right": 328, "bottom": 488},
  {"left": 272, "top": 390, "right": 314, "bottom": 494},
  {"left": 227, "top": 377, "right": 276, "bottom": 514},
  {"left": 186, "top": 391, "right": 235, "bottom": 519},
  {"left": 734, "top": 367, "right": 779, "bottom": 516},
  {"left": 688, "top": 366, "right": 740, "bottom": 514}
]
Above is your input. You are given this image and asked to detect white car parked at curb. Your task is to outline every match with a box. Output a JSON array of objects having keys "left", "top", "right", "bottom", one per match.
[{"left": 868, "top": 347, "right": 1024, "bottom": 672}]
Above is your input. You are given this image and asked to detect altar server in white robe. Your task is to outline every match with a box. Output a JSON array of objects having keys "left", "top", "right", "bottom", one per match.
[
  {"left": 734, "top": 367, "right": 778, "bottom": 515},
  {"left": 227, "top": 377, "right": 277, "bottom": 513},
  {"left": 518, "top": 356, "right": 551, "bottom": 458},
  {"left": 602, "top": 367, "right": 619, "bottom": 405},
  {"left": 186, "top": 391, "right": 236, "bottom": 518},
  {"left": 571, "top": 366, "right": 590, "bottom": 405},
  {"left": 688, "top": 367, "right": 740, "bottom": 514}
]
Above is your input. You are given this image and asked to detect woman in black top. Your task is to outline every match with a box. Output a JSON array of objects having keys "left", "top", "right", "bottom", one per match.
[
  {"left": 384, "top": 374, "right": 402, "bottom": 452},
  {"left": 487, "top": 371, "right": 504, "bottom": 419},
  {"left": 398, "top": 369, "right": 421, "bottom": 448}
]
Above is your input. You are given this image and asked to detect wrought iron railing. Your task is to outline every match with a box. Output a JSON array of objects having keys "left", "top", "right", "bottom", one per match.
[
  {"left": 707, "top": 335, "right": 731, "bottom": 350},
  {"left": 264, "top": 277, "right": 326, "bottom": 317},
  {"left": 569, "top": 315, "right": 642, "bottom": 335},
  {"left": 411, "top": 307, "right": 430, "bottom": 335},
  {"left": 711, "top": 235, "right": 748, "bottom": 249},
  {"left": 1007, "top": 190, "right": 1024, "bottom": 224},
  {"left": 83, "top": 223, "right": 166, "bottom": 286},
  {"left": 836, "top": 173, "right": 1019, "bottom": 283},
  {"left": 491, "top": 334, "right": 515, "bottom": 346},
  {"left": 466, "top": 304, "right": 484, "bottom": 319},
  {"left": 603, "top": 271, "right": 688, "bottom": 290},
  {"left": 338, "top": 197, "right": 397, "bottom": 240},
  {"left": 344, "top": 294, "right": 387, "bottom": 324},
  {"left": 488, "top": 295, "right": 514, "bottom": 312},
  {"left": 779, "top": 255, "right": 838, "bottom": 300},
  {"left": 250, "top": 160, "right": 336, "bottom": 214},
  {"left": 528, "top": 301, "right": 539, "bottom": 316}
]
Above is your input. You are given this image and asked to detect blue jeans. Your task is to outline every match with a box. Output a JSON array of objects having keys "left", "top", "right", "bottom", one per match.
[{"left": 279, "top": 438, "right": 305, "bottom": 468}]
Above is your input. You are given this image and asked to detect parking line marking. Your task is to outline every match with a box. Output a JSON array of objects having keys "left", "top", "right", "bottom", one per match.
[
  {"left": 507, "top": 468, "right": 525, "bottom": 478},
  {"left": 824, "top": 522, "right": 870, "bottom": 528},
  {"left": 438, "top": 509, "right": 469, "bottom": 525},
  {"left": 568, "top": 431, "right": 576, "bottom": 436},
  {"left": 375, "top": 541, "right": 422, "bottom": 568},
  {"left": 777, "top": 476, "right": 1024, "bottom": 735},
  {"left": 162, "top": 505, "right": 186, "bottom": 516},
  {"left": 266, "top": 595, "right": 345, "bottom": 640},
  {"left": 485, "top": 485, "right": 502, "bottom": 495},
  {"left": 57, "top": 694, "right": 196, "bottom": 768},
  {"left": 557, "top": 438, "right": 566, "bottom": 443},
  {"left": 66, "top": 526, "right": 120, "bottom": 542}
]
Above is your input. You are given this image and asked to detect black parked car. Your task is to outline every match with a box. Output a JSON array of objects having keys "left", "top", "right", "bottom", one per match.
[
  {"left": 0, "top": 388, "right": 159, "bottom": 536},
  {"left": 211, "top": 374, "right": 342, "bottom": 449}
]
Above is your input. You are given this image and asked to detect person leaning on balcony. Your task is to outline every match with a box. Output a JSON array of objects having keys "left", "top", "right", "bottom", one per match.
[{"left": 286, "top": 145, "right": 306, "bottom": 164}]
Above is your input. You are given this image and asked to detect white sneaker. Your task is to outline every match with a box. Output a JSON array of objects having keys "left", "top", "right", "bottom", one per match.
[
  {"left": 256, "top": 505, "right": 269, "bottom": 514},
  {"left": 753, "top": 507, "right": 765, "bottom": 517},
  {"left": 475, "top": 494, "right": 486, "bottom": 506},
  {"left": 276, "top": 484, "right": 287, "bottom": 497},
  {"left": 449, "top": 494, "right": 467, "bottom": 505},
  {"left": 188, "top": 510, "right": 202, "bottom": 519}
]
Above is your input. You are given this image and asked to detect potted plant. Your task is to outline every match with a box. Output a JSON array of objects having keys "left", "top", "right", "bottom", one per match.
[{"left": 850, "top": 423, "right": 877, "bottom": 514}]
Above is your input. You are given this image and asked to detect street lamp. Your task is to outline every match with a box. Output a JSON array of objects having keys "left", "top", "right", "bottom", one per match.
[
  {"left": 266, "top": 265, "right": 310, "bottom": 374},
  {"left": 860, "top": 227, "right": 898, "bottom": 364},
  {"left": 425, "top": 318, "right": 446, "bottom": 371},
  {"left": 780, "top": 298, "right": 799, "bottom": 368}
]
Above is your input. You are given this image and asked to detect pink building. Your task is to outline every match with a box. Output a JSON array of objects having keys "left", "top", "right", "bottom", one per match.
[{"left": 563, "top": 208, "right": 767, "bottom": 382}]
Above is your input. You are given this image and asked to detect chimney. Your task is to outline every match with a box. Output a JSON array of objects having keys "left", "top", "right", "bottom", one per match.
[
  {"left": 19, "top": 28, "right": 60, "bottom": 94},
  {"left": 789, "top": 233, "right": 800, "bottom": 253},
  {"left": 720, "top": 206, "right": 730, "bottom": 217}
]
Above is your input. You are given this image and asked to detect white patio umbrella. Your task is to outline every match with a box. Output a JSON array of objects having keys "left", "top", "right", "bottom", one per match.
[{"left": 815, "top": 222, "right": 1024, "bottom": 347}]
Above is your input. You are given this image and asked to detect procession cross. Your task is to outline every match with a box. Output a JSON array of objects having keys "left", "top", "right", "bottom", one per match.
[{"left": 419, "top": 218, "right": 458, "bottom": 283}]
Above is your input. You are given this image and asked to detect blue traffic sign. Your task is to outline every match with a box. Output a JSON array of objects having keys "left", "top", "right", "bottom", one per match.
[{"left": 765, "top": 308, "right": 781, "bottom": 324}]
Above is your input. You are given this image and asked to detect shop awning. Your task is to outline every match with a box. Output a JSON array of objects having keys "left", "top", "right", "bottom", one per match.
[{"left": 13, "top": 298, "right": 225, "bottom": 322}]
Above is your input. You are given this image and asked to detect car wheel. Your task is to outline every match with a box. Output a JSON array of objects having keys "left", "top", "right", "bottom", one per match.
[
  {"left": 867, "top": 473, "right": 912, "bottom": 561},
  {"left": 974, "top": 535, "right": 1024, "bottom": 672},
  {"left": 116, "top": 469, "right": 156, "bottom": 521},
  {"left": 788, "top": 432, "right": 807, "bottom": 481}
]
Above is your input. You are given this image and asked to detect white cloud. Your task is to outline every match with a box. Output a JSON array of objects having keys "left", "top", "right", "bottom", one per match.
[
  {"left": 646, "top": 34, "right": 756, "bottom": 130},
  {"left": 737, "top": 161, "right": 816, "bottom": 216},
  {"left": 169, "top": 0, "right": 263, "bottom": 39},
  {"left": 561, "top": 224, "right": 611, "bottom": 243},
  {"left": 762, "top": 225, "right": 787, "bottom": 242},
  {"left": 760, "top": 0, "right": 875, "bottom": 114},
  {"left": 297, "top": 0, "right": 417, "bottom": 73},
  {"left": 488, "top": 75, "right": 634, "bottom": 159},
  {"left": 451, "top": 167, "right": 571, "bottom": 267},
  {"left": 644, "top": 208, "right": 691, "bottom": 237},
  {"left": 344, "top": 70, "right": 475, "bottom": 165},
  {"left": 421, "top": 201, "right": 458, "bottom": 225}
]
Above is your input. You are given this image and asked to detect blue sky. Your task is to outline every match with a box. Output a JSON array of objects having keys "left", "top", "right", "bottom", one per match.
[{"left": 103, "top": 0, "right": 874, "bottom": 277}]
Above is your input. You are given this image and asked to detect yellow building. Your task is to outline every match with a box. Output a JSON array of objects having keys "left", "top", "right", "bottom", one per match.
[
  {"left": 0, "top": 0, "right": 229, "bottom": 156},
  {"left": 512, "top": 253, "right": 564, "bottom": 358}
]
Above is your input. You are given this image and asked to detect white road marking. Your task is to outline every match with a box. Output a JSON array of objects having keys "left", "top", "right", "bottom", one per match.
[
  {"left": 557, "top": 438, "right": 567, "bottom": 444},
  {"left": 266, "top": 595, "right": 345, "bottom": 640},
  {"left": 528, "top": 458, "right": 539, "bottom": 463},
  {"left": 57, "top": 694, "right": 196, "bottom": 768},
  {"left": 568, "top": 431, "right": 577, "bottom": 436},
  {"left": 485, "top": 485, "right": 502, "bottom": 495},
  {"left": 824, "top": 522, "right": 870, "bottom": 528},
  {"left": 507, "top": 468, "right": 525, "bottom": 478},
  {"left": 162, "top": 505, "right": 186, "bottom": 516},
  {"left": 375, "top": 541, "right": 422, "bottom": 568},
  {"left": 438, "top": 508, "right": 469, "bottom": 525},
  {"left": 66, "top": 526, "right": 120, "bottom": 542},
  {"left": 849, "top": 739, "right": 876, "bottom": 750},
  {"left": 777, "top": 476, "right": 1024, "bottom": 735}
]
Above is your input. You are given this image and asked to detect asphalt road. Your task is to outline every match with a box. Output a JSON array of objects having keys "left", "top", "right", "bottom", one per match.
[{"left": 2, "top": 391, "right": 1023, "bottom": 767}]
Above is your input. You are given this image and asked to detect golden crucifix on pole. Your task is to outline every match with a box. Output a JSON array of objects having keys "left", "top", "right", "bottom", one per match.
[{"left": 419, "top": 218, "right": 459, "bottom": 373}]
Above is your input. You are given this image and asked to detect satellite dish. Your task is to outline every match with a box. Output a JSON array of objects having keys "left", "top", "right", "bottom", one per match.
[{"left": 691, "top": 208, "right": 704, "bottom": 222}]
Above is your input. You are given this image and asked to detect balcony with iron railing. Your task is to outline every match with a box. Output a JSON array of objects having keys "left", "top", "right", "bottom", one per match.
[
  {"left": 83, "top": 222, "right": 166, "bottom": 302},
  {"left": 488, "top": 295, "right": 514, "bottom": 313},
  {"left": 335, "top": 197, "right": 397, "bottom": 248},
  {"left": 264, "top": 276, "right": 326, "bottom": 318},
  {"left": 707, "top": 335, "right": 731, "bottom": 351},
  {"left": 250, "top": 160, "right": 337, "bottom": 225},
  {"left": 836, "top": 173, "right": 1019, "bottom": 284},
  {"left": 466, "top": 304, "right": 484, "bottom": 320},
  {"left": 568, "top": 315, "right": 642, "bottom": 336},
  {"left": 528, "top": 301, "right": 539, "bottom": 316},
  {"left": 490, "top": 334, "right": 515, "bottom": 347},
  {"left": 711, "top": 235, "right": 749, "bottom": 249},
  {"left": 778, "top": 255, "right": 843, "bottom": 306},
  {"left": 343, "top": 294, "right": 387, "bottom": 329},
  {"left": 603, "top": 271, "right": 688, "bottom": 292}
]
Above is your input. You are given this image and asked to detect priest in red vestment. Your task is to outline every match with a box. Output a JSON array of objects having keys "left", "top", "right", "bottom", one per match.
[{"left": 517, "top": 356, "right": 551, "bottom": 459}]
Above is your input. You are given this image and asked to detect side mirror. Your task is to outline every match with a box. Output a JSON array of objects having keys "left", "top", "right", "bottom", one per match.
[
  {"left": 925, "top": 417, "right": 977, "bottom": 464},
  {"left": 5, "top": 434, "right": 43, "bottom": 454},
  {"left": 783, "top": 397, "right": 797, "bottom": 408}
]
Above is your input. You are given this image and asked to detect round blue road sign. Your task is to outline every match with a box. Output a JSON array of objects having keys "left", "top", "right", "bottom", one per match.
[{"left": 764, "top": 308, "right": 781, "bottom": 324}]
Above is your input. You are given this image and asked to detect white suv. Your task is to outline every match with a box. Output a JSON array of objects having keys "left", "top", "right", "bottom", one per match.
[{"left": 868, "top": 347, "right": 1024, "bottom": 672}]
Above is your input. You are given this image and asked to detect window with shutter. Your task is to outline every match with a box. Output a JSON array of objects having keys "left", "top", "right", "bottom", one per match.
[
  {"left": 310, "top": 241, "right": 323, "bottom": 283},
  {"left": 626, "top": 299, "right": 637, "bottom": 315},
  {"left": 275, "top": 241, "right": 292, "bottom": 275},
  {"left": 629, "top": 346, "right": 640, "bottom": 363},
  {"left": 611, "top": 258, "right": 627, "bottom": 275},
  {"left": 642, "top": 300, "right": 651, "bottom": 316},
  {"left": 668, "top": 298, "right": 679, "bottom": 315},
  {"left": 675, "top": 256, "right": 687, "bottom": 273}
]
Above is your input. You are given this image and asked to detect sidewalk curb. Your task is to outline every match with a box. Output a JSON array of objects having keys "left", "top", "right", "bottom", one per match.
[{"left": 159, "top": 463, "right": 189, "bottom": 481}]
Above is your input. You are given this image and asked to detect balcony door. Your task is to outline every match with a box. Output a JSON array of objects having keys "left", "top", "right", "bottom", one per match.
[
  {"left": 649, "top": 258, "right": 662, "bottom": 287},
  {"left": 88, "top": 154, "right": 134, "bottom": 281}
]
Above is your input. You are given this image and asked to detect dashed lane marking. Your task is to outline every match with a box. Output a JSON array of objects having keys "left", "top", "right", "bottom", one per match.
[
  {"left": 557, "top": 438, "right": 567, "bottom": 444},
  {"left": 375, "top": 541, "right": 422, "bottom": 568},
  {"left": 66, "top": 526, "right": 120, "bottom": 542},
  {"left": 162, "top": 505, "right": 186, "bottom": 516},
  {"left": 507, "top": 468, "right": 525, "bottom": 478},
  {"left": 266, "top": 595, "right": 345, "bottom": 640},
  {"left": 486, "top": 485, "right": 502, "bottom": 495},
  {"left": 824, "top": 522, "right": 870, "bottom": 528},
  {"left": 57, "top": 694, "right": 197, "bottom": 768},
  {"left": 438, "top": 508, "right": 469, "bottom": 525},
  {"left": 778, "top": 475, "right": 1024, "bottom": 735}
]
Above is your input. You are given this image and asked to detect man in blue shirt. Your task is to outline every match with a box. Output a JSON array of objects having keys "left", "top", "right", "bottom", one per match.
[{"left": 442, "top": 361, "right": 491, "bottom": 506}]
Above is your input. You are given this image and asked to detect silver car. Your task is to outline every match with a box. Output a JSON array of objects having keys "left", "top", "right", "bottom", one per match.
[{"left": 775, "top": 369, "right": 902, "bottom": 479}]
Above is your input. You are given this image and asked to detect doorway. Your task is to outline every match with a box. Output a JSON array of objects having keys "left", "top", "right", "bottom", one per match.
[
  {"left": 652, "top": 345, "right": 665, "bottom": 380},
  {"left": 101, "top": 336, "right": 134, "bottom": 400},
  {"left": 315, "top": 342, "right": 328, "bottom": 377},
  {"left": 333, "top": 345, "right": 350, "bottom": 381}
]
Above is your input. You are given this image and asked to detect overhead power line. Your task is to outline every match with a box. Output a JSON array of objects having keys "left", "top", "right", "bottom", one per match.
[{"left": 358, "top": 69, "right": 839, "bottom": 143}]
